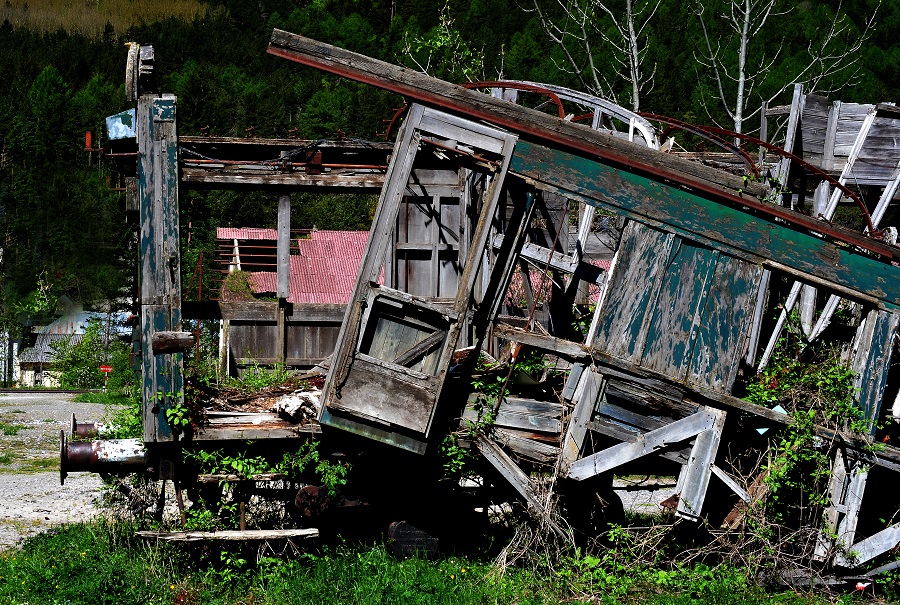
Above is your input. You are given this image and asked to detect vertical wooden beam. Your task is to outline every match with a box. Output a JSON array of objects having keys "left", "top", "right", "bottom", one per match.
[
  {"left": 759, "top": 101, "right": 768, "bottom": 167},
  {"left": 798, "top": 183, "right": 828, "bottom": 336},
  {"left": 774, "top": 84, "right": 805, "bottom": 207},
  {"left": 676, "top": 408, "right": 726, "bottom": 521},
  {"left": 561, "top": 366, "right": 604, "bottom": 468},
  {"left": 815, "top": 448, "right": 869, "bottom": 561},
  {"left": 277, "top": 158, "right": 290, "bottom": 366},
  {"left": 822, "top": 101, "right": 841, "bottom": 172},
  {"left": 277, "top": 152, "right": 291, "bottom": 300},
  {"left": 850, "top": 308, "right": 900, "bottom": 431},
  {"left": 137, "top": 94, "right": 183, "bottom": 443}
]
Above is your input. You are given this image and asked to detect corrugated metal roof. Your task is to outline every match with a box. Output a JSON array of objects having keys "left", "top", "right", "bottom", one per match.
[
  {"left": 217, "top": 227, "right": 278, "bottom": 240},
  {"left": 234, "top": 230, "right": 369, "bottom": 304},
  {"left": 19, "top": 334, "right": 84, "bottom": 364},
  {"left": 40, "top": 311, "right": 130, "bottom": 336}
]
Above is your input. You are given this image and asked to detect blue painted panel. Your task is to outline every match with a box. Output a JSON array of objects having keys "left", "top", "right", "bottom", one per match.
[
  {"left": 687, "top": 255, "right": 761, "bottom": 391},
  {"left": 590, "top": 222, "right": 673, "bottom": 362},
  {"left": 854, "top": 309, "right": 900, "bottom": 433}
]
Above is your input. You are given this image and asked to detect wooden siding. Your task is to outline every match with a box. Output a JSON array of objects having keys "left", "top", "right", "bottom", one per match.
[{"left": 590, "top": 222, "right": 761, "bottom": 393}]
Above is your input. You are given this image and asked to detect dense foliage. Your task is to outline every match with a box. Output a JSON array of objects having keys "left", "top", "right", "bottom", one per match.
[
  {"left": 49, "top": 317, "right": 133, "bottom": 390},
  {"left": 0, "top": 0, "right": 897, "bottom": 320},
  {"left": 0, "top": 521, "right": 850, "bottom": 604}
]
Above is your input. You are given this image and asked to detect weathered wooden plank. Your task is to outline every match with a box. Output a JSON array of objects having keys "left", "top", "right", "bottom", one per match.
[
  {"left": 138, "top": 93, "right": 184, "bottom": 444},
  {"left": 641, "top": 241, "right": 718, "bottom": 379},
  {"left": 493, "top": 322, "right": 589, "bottom": 358},
  {"left": 495, "top": 429, "right": 560, "bottom": 463},
  {"left": 687, "top": 255, "right": 761, "bottom": 391},
  {"left": 565, "top": 408, "right": 717, "bottom": 481},
  {"left": 492, "top": 235, "right": 579, "bottom": 273},
  {"left": 590, "top": 222, "right": 674, "bottom": 361},
  {"left": 137, "top": 529, "right": 319, "bottom": 541},
  {"left": 510, "top": 141, "right": 900, "bottom": 306},
  {"left": 835, "top": 524, "right": 900, "bottom": 567},
  {"left": 561, "top": 367, "right": 604, "bottom": 465},
  {"left": 773, "top": 84, "right": 804, "bottom": 191},
  {"left": 463, "top": 405, "right": 562, "bottom": 433},
  {"left": 596, "top": 397, "right": 670, "bottom": 431},
  {"left": 586, "top": 417, "right": 692, "bottom": 465},
  {"left": 850, "top": 309, "right": 900, "bottom": 430},
  {"left": 151, "top": 331, "right": 196, "bottom": 354},
  {"left": 277, "top": 182, "right": 290, "bottom": 299},
  {"left": 562, "top": 363, "right": 585, "bottom": 401},
  {"left": 476, "top": 434, "right": 544, "bottom": 511},
  {"left": 267, "top": 29, "right": 767, "bottom": 202},
  {"left": 710, "top": 464, "right": 751, "bottom": 503},
  {"left": 393, "top": 329, "right": 444, "bottom": 366},
  {"left": 180, "top": 168, "right": 385, "bottom": 190},
  {"left": 676, "top": 408, "right": 726, "bottom": 520}
]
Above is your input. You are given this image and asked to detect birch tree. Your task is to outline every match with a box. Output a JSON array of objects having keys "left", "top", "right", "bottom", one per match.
[
  {"left": 695, "top": 0, "right": 878, "bottom": 134},
  {"left": 532, "top": 0, "right": 662, "bottom": 111}
]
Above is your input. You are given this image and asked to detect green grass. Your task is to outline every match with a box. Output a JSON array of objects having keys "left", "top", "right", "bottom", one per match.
[
  {"left": 0, "top": 522, "right": 860, "bottom": 605},
  {"left": 0, "top": 453, "right": 11, "bottom": 465},
  {"left": 0, "top": 423, "right": 25, "bottom": 436}
]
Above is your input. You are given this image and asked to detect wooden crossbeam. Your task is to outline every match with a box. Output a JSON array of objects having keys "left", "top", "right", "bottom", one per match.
[{"left": 565, "top": 407, "right": 718, "bottom": 481}]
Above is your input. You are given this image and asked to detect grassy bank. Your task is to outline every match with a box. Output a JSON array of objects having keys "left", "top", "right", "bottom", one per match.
[{"left": 0, "top": 522, "right": 861, "bottom": 605}]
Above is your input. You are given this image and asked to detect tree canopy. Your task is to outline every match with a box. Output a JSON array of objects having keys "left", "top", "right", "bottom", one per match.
[{"left": 0, "top": 0, "right": 896, "bottom": 320}]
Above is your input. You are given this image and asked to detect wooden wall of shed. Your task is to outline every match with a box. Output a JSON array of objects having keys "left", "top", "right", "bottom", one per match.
[{"left": 228, "top": 315, "right": 342, "bottom": 374}]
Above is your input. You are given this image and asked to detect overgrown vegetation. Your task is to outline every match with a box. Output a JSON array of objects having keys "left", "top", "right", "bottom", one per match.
[
  {"left": 0, "top": 521, "right": 854, "bottom": 604},
  {"left": 48, "top": 318, "right": 134, "bottom": 392}
]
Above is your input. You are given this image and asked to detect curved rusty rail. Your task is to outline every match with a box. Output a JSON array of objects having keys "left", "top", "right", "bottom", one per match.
[
  {"left": 640, "top": 112, "right": 760, "bottom": 179},
  {"left": 643, "top": 116, "right": 878, "bottom": 235}
]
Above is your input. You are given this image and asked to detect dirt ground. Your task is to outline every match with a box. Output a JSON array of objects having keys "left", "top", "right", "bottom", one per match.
[{"left": 0, "top": 392, "right": 105, "bottom": 549}]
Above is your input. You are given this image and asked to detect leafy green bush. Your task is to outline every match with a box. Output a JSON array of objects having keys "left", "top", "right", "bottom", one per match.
[
  {"left": 49, "top": 318, "right": 134, "bottom": 392},
  {"left": 225, "top": 362, "right": 296, "bottom": 394}
]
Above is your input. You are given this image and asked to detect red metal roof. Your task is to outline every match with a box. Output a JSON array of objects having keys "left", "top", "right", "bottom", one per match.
[
  {"left": 221, "top": 229, "right": 369, "bottom": 304},
  {"left": 217, "top": 227, "right": 278, "bottom": 240}
]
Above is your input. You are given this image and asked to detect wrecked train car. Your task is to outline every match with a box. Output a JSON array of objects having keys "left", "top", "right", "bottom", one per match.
[{"left": 60, "top": 31, "right": 900, "bottom": 575}]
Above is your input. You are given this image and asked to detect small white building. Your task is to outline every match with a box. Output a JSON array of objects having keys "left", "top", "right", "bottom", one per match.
[{"left": 17, "top": 301, "right": 130, "bottom": 388}]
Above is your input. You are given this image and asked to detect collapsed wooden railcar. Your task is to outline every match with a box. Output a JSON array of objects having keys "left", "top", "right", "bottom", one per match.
[
  {"left": 267, "top": 30, "right": 900, "bottom": 570},
  {"left": 60, "top": 32, "right": 900, "bottom": 575}
]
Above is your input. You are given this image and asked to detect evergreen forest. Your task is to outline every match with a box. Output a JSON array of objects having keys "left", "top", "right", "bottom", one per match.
[{"left": 0, "top": 0, "right": 895, "bottom": 325}]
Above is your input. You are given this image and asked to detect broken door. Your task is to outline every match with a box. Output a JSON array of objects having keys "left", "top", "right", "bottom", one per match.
[{"left": 319, "top": 105, "right": 518, "bottom": 453}]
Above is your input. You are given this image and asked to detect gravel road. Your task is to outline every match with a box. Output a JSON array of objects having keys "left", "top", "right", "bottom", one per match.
[{"left": 0, "top": 392, "right": 105, "bottom": 549}]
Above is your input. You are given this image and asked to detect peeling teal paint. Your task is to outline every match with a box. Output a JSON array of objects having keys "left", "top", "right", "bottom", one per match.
[{"left": 511, "top": 141, "right": 900, "bottom": 307}]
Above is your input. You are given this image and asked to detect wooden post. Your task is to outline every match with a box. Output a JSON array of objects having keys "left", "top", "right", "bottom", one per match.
[
  {"left": 137, "top": 93, "right": 183, "bottom": 443},
  {"left": 276, "top": 151, "right": 291, "bottom": 366},
  {"left": 799, "top": 183, "right": 828, "bottom": 336}
]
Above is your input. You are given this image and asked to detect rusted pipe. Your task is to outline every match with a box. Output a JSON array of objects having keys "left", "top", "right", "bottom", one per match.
[
  {"left": 70, "top": 413, "right": 100, "bottom": 440},
  {"left": 59, "top": 432, "right": 149, "bottom": 484}
]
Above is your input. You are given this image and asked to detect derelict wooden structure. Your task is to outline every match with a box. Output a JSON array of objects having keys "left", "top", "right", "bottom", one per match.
[
  {"left": 267, "top": 29, "right": 900, "bottom": 571},
  {"left": 98, "top": 31, "right": 900, "bottom": 570}
]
